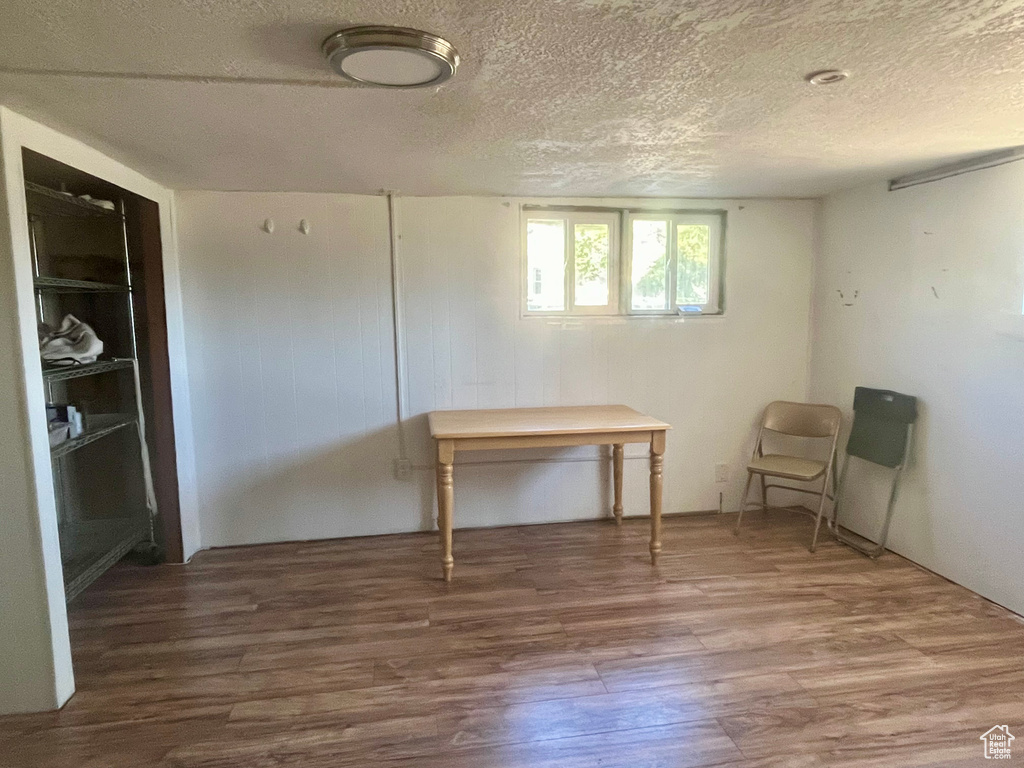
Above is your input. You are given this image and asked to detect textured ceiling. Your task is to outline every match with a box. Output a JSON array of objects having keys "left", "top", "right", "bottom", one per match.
[{"left": 1, "top": 0, "right": 1023, "bottom": 197}]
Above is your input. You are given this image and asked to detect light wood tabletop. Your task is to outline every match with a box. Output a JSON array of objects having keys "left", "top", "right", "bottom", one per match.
[
  {"left": 428, "top": 405, "right": 670, "bottom": 439},
  {"left": 427, "top": 404, "right": 670, "bottom": 581}
]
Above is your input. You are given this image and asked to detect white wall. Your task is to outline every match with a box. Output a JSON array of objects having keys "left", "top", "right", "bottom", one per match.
[
  {"left": 810, "top": 162, "right": 1024, "bottom": 615},
  {"left": 177, "top": 192, "right": 816, "bottom": 548},
  {"left": 0, "top": 108, "right": 200, "bottom": 712},
  {"left": 176, "top": 192, "right": 420, "bottom": 546}
]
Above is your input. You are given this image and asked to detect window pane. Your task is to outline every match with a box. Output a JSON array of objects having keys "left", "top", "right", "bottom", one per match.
[
  {"left": 676, "top": 224, "right": 711, "bottom": 306},
  {"left": 631, "top": 220, "right": 669, "bottom": 310},
  {"left": 526, "top": 219, "right": 565, "bottom": 311},
  {"left": 574, "top": 223, "right": 610, "bottom": 306}
]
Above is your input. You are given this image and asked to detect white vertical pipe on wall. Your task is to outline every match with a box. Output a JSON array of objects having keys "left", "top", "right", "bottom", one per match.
[{"left": 386, "top": 192, "right": 409, "bottom": 466}]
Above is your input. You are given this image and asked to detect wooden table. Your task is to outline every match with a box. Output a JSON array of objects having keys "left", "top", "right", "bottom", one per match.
[{"left": 427, "top": 405, "right": 670, "bottom": 581}]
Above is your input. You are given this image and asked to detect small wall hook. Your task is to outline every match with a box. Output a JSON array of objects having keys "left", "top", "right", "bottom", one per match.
[
  {"left": 299, "top": 219, "right": 311, "bottom": 235},
  {"left": 263, "top": 218, "right": 275, "bottom": 234}
]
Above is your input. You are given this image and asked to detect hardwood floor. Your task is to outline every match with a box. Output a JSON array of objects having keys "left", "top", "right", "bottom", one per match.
[{"left": 2, "top": 510, "right": 1022, "bottom": 767}]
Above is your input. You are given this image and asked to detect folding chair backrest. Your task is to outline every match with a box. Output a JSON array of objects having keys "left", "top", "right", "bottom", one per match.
[
  {"left": 846, "top": 387, "right": 917, "bottom": 468},
  {"left": 762, "top": 401, "right": 841, "bottom": 439}
]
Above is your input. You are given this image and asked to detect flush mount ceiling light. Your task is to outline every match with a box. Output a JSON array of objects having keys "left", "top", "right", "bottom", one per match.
[
  {"left": 806, "top": 69, "right": 849, "bottom": 85},
  {"left": 321, "top": 26, "right": 459, "bottom": 88}
]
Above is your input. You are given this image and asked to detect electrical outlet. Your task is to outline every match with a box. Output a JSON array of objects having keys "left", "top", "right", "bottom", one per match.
[
  {"left": 393, "top": 458, "right": 412, "bottom": 480},
  {"left": 715, "top": 463, "right": 729, "bottom": 483}
]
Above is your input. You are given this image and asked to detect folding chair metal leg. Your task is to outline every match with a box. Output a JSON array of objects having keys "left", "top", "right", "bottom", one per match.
[
  {"left": 832, "top": 458, "right": 905, "bottom": 559},
  {"left": 733, "top": 471, "right": 755, "bottom": 536},
  {"left": 828, "top": 454, "right": 851, "bottom": 534},
  {"left": 809, "top": 478, "right": 829, "bottom": 553},
  {"left": 760, "top": 474, "right": 768, "bottom": 513},
  {"left": 809, "top": 454, "right": 837, "bottom": 553},
  {"left": 835, "top": 460, "right": 909, "bottom": 561},
  {"left": 873, "top": 470, "right": 903, "bottom": 555}
]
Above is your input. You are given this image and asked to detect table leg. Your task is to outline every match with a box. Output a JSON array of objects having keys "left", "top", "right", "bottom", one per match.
[
  {"left": 436, "top": 439, "right": 454, "bottom": 582},
  {"left": 612, "top": 444, "right": 624, "bottom": 525},
  {"left": 649, "top": 430, "right": 665, "bottom": 564}
]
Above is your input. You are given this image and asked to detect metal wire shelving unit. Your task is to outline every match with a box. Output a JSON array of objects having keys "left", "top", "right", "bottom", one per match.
[{"left": 28, "top": 181, "right": 154, "bottom": 601}]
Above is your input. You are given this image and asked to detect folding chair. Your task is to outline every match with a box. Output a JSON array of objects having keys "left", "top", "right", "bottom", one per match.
[
  {"left": 829, "top": 387, "right": 917, "bottom": 559},
  {"left": 734, "top": 401, "right": 842, "bottom": 552}
]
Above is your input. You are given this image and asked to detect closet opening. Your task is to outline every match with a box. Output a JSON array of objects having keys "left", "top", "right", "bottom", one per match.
[{"left": 24, "top": 148, "right": 183, "bottom": 601}]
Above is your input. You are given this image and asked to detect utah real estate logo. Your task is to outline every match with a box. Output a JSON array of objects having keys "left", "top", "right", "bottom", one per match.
[{"left": 980, "top": 726, "right": 1014, "bottom": 759}]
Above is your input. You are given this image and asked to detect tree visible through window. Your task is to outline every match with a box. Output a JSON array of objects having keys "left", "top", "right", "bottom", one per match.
[
  {"left": 677, "top": 224, "right": 710, "bottom": 306},
  {"left": 574, "top": 223, "right": 610, "bottom": 306},
  {"left": 631, "top": 220, "right": 669, "bottom": 310}
]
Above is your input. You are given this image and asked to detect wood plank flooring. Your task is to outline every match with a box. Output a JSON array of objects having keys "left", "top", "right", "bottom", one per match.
[{"left": 1, "top": 510, "right": 1022, "bottom": 767}]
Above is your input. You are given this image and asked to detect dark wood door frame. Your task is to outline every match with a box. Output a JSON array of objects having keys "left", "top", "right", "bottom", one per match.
[{"left": 125, "top": 195, "right": 184, "bottom": 563}]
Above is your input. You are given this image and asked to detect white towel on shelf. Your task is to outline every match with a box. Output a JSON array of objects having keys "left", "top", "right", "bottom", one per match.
[{"left": 39, "top": 314, "right": 104, "bottom": 365}]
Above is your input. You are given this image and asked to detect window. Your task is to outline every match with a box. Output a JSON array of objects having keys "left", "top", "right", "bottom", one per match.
[
  {"left": 524, "top": 212, "right": 619, "bottom": 314},
  {"left": 627, "top": 212, "right": 722, "bottom": 314},
  {"left": 523, "top": 207, "right": 723, "bottom": 316}
]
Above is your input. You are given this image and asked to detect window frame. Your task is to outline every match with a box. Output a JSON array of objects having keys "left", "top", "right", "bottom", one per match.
[
  {"left": 625, "top": 211, "right": 724, "bottom": 316},
  {"left": 521, "top": 210, "right": 620, "bottom": 316},
  {"left": 521, "top": 205, "right": 726, "bottom": 318}
]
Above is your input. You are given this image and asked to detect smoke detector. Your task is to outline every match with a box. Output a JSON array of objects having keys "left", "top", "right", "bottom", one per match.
[{"left": 806, "top": 69, "right": 849, "bottom": 85}]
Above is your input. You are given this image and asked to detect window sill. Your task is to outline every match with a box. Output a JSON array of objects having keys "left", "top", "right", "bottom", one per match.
[{"left": 521, "top": 312, "right": 724, "bottom": 325}]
